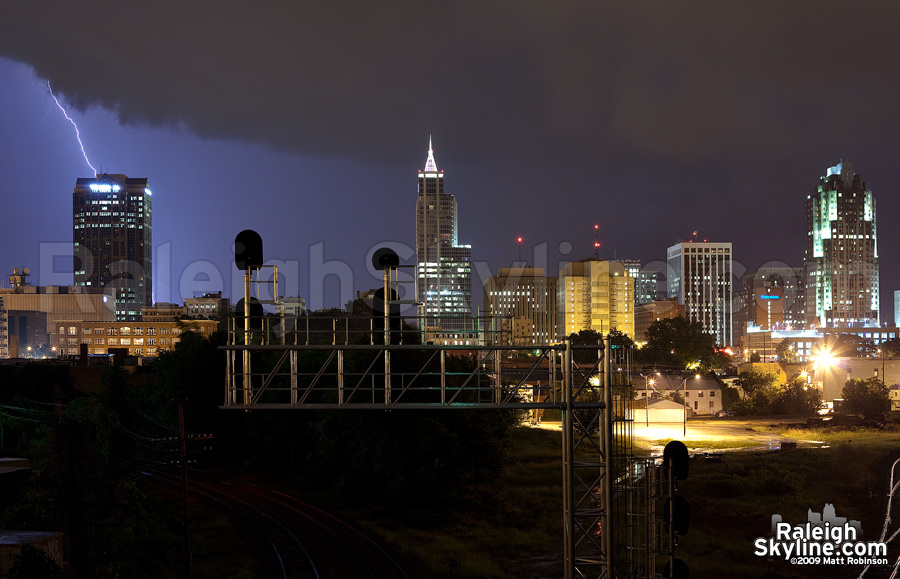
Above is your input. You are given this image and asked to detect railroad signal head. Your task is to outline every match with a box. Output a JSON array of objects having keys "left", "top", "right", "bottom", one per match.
[
  {"left": 234, "top": 298, "right": 264, "bottom": 331},
  {"left": 234, "top": 230, "right": 264, "bottom": 271},
  {"left": 372, "top": 247, "right": 400, "bottom": 271},
  {"left": 664, "top": 495, "right": 690, "bottom": 536},
  {"left": 663, "top": 557, "right": 689, "bottom": 579},
  {"left": 663, "top": 440, "right": 689, "bottom": 481}
]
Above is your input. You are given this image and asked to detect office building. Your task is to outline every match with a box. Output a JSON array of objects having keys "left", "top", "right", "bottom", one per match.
[
  {"left": 184, "top": 292, "right": 231, "bottom": 319},
  {"left": 620, "top": 260, "right": 660, "bottom": 306},
  {"left": 895, "top": 290, "right": 900, "bottom": 327},
  {"left": 52, "top": 319, "right": 218, "bottom": 358},
  {"left": 415, "top": 139, "right": 472, "bottom": 330},
  {"left": 73, "top": 173, "right": 152, "bottom": 321},
  {"left": 484, "top": 267, "right": 557, "bottom": 345},
  {"left": 0, "top": 270, "right": 115, "bottom": 358},
  {"left": 558, "top": 259, "right": 634, "bottom": 339},
  {"left": 735, "top": 267, "right": 806, "bottom": 347},
  {"left": 634, "top": 298, "right": 684, "bottom": 342},
  {"left": 141, "top": 303, "right": 184, "bottom": 321},
  {"left": 667, "top": 241, "right": 733, "bottom": 346},
  {"left": 747, "top": 267, "right": 805, "bottom": 329},
  {"left": 804, "top": 161, "right": 879, "bottom": 328}
]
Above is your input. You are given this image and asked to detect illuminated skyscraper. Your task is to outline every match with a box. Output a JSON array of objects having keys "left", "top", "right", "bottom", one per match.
[
  {"left": 73, "top": 173, "right": 152, "bottom": 321},
  {"left": 415, "top": 139, "right": 472, "bottom": 330},
  {"left": 558, "top": 259, "right": 634, "bottom": 339},
  {"left": 804, "top": 161, "right": 879, "bottom": 328},
  {"left": 667, "top": 241, "right": 733, "bottom": 346},
  {"left": 484, "top": 267, "right": 557, "bottom": 345},
  {"left": 619, "top": 259, "right": 660, "bottom": 306}
]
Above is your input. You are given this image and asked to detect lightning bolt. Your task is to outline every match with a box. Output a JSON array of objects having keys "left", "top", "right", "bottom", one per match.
[{"left": 47, "top": 80, "right": 96, "bottom": 175}]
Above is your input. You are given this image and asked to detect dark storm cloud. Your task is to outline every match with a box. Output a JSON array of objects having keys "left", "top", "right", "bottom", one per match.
[{"left": 1, "top": 0, "right": 898, "bottom": 166}]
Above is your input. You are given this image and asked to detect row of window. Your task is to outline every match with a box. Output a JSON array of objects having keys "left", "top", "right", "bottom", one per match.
[
  {"left": 61, "top": 326, "right": 178, "bottom": 336},
  {"left": 65, "top": 337, "right": 173, "bottom": 347},
  {"left": 86, "top": 347, "right": 158, "bottom": 356}
]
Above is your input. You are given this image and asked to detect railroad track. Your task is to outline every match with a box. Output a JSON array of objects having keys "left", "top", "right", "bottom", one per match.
[{"left": 144, "top": 469, "right": 410, "bottom": 579}]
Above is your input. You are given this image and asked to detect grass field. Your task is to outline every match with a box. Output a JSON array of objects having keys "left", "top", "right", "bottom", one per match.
[
  {"left": 677, "top": 424, "right": 900, "bottom": 578},
  {"left": 335, "top": 426, "right": 565, "bottom": 579},
  {"left": 149, "top": 420, "right": 900, "bottom": 578},
  {"left": 344, "top": 421, "right": 900, "bottom": 578}
]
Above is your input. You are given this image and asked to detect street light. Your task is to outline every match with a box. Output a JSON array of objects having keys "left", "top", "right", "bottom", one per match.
[
  {"left": 812, "top": 346, "right": 835, "bottom": 371},
  {"left": 681, "top": 374, "right": 701, "bottom": 438},
  {"left": 639, "top": 371, "right": 661, "bottom": 427},
  {"left": 810, "top": 344, "right": 836, "bottom": 392}
]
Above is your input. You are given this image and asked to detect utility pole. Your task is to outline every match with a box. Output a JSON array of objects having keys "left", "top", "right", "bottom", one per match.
[{"left": 178, "top": 398, "right": 192, "bottom": 577}]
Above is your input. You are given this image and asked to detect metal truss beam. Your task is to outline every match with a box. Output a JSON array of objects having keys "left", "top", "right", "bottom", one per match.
[
  {"left": 222, "top": 339, "right": 638, "bottom": 578},
  {"left": 222, "top": 344, "right": 575, "bottom": 411}
]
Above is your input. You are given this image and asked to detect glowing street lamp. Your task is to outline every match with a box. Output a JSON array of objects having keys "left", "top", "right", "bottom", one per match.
[
  {"left": 639, "top": 371, "right": 660, "bottom": 426},
  {"left": 811, "top": 347, "right": 835, "bottom": 371},
  {"left": 809, "top": 345, "right": 836, "bottom": 391}
]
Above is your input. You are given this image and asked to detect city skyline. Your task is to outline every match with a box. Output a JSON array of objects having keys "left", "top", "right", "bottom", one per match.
[{"left": 2, "top": 4, "right": 900, "bottom": 317}]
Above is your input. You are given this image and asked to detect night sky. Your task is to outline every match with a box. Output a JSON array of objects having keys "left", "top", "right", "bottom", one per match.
[{"left": 1, "top": 2, "right": 900, "bottom": 316}]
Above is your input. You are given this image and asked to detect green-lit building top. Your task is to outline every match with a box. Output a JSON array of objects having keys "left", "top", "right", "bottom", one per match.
[{"left": 804, "top": 162, "right": 878, "bottom": 328}]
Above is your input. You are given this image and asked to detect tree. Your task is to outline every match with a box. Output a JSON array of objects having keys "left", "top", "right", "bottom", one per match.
[
  {"left": 152, "top": 329, "right": 226, "bottom": 434},
  {"left": 566, "top": 329, "right": 633, "bottom": 365},
  {"left": 842, "top": 377, "right": 889, "bottom": 415},
  {"left": 880, "top": 338, "right": 900, "bottom": 358},
  {"left": 720, "top": 382, "right": 741, "bottom": 411},
  {"left": 8, "top": 546, "right": 62, "bottom": 579},
  {"left": 732, "top": 370, "right": 779, "bottom": 415},
  {"left": 731, "top": 371, "right": 821, "bottom": 416},
  {"left": 636, "top": 316, "right": 723, "bottom": 371},
  {"left": 775, "top": 341, "right": 797, "bottom": 364},
  {"left": 776, "top": 378, "right": 822, "bottom": 415},
  {"left": 567, "top": 329, "right": 604, "bottom": 365}
]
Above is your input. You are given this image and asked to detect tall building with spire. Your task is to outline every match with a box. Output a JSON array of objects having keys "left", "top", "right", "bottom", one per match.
[
  {"left": 73, "top": 173, "right": 152, "bottom": 321},
  {"left": 804, "top": 161, "right": 879, "bottom": 328},
  {"left": 415, "top": 138, "right": 472, "bottom": 330}
]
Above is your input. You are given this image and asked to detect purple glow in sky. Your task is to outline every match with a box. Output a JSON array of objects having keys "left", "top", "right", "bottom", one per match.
[{"left": 1, "top": 2, "right": 900, "bottom": 318}]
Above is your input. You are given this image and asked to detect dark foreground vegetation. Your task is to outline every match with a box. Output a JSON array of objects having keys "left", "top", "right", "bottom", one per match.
[
  {"left": 0, "top": 330, "right": 523, "bottom": 578},
  {"left": 3, "top": 328, "right": 899, "bottom": 578}
]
